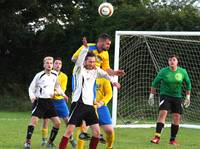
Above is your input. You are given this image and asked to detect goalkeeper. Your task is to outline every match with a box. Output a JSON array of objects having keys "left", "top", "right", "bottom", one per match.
[{"left": 148, "top": 54, "right": 191, "bottom": 145}]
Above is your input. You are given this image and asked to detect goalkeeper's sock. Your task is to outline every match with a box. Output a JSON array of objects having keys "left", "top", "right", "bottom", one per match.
[
  {"left": 170, "top": 124, "right": 179, "bottom": 141},
  {"left": 106, "top": 132, "right": 115, "bottom": 149},
  {"left": 49, "top": 127, "right": 59, "bottom": 143},
  {"left": 89, "top": 136, "right": 99, "bottom": 149},
  {"left": 42, "top": 128, "right": 48, "bottom": 140},
  {"left": 76, "top": 127, "right": 86, "bottom": 149},
  {"left": 155, "top": 122, "right": 164, "bottom": 137},
  {"left": 26, "top": 125, "right": 35, "bottom": 140}
]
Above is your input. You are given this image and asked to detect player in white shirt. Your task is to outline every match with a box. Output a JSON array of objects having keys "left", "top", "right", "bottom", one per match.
[
  {"left": 59, "top": 41, "right": 120, "bottom": 149},
  {"left": 24, "top": 56, "right": 68, "bottom": 149}
]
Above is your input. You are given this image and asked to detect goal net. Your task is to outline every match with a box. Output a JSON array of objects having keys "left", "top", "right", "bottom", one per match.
[{"left": 112, "top": 31, "right": 200, "bottom": 129}]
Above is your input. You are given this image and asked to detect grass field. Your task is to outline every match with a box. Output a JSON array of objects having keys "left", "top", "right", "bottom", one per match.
[{"left": 0, "top": 112, "right": 200, "bottom": 149}]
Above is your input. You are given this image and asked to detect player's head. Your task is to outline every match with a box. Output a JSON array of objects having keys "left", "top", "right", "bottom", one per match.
[
  {"left": 54, "top": 57, "right": 62, "bottom": 72},
  {"left": 168, "top": 54, "right": 179, "bottom": 67},
  {"left": 97, "top": 33, "right": 111, "bottom": 51},
  {"left": 43, "top": 56, "right": 54, "bottom": 71},
  {"left": 84, "top": 52, "right": 96, "bottom": 70}
]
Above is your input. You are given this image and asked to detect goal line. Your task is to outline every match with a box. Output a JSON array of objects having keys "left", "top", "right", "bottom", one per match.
[{"left": 115, "top": 124, "right": 200, "bottom": 129}]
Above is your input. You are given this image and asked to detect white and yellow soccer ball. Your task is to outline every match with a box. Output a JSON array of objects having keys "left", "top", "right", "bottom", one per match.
[{"left": 98, "top": 2, "right": 114, "bottom": 17}]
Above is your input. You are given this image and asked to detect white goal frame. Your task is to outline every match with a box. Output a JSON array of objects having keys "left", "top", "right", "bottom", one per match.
[{"left": 112, "top": 31, "right": 200, "bottom": 129}]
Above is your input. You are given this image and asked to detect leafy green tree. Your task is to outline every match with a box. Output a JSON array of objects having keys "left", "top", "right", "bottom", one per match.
[{"left": 1, "top": 0, "right": 200, "bottom": 111}]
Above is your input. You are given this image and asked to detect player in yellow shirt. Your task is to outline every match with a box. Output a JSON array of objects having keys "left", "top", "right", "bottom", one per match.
[
  {"left": 41, "top": 57, "right": 77, "bottom": 148},
  {"left": 73, "top": 35, "right": 124, "bottom": 149}
]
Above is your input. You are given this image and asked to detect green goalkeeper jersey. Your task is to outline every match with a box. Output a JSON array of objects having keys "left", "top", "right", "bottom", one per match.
[{"left": 151, "top": 66, "right": 191, "bottom": 98}]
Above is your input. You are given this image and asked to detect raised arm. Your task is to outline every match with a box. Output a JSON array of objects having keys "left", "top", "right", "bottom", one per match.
[
  {"left": 72, "top": 37, "right": 92, "bottom": 63},
  {"left": 71, "top": 46, "right": 83, "bottom": 62},
  {"left": 75, "top": 37, "right": 89, "bottom": 67}
]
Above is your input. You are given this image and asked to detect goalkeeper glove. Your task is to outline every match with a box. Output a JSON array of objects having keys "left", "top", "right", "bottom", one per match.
[
  {"left": 148, "top": 93, "right": 154, "bottom": 106},
  {"left": 184, "top": 95, "right": 190, "bottom": 108}
]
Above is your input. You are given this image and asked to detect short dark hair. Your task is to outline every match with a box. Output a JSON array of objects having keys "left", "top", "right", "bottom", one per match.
[
  {"left": 85, "top": 52, "right": 96, "bottom": 60},
  {"left": 98, "top": 33, "right": 111, "bottom": 41},
  {"left": 169, "top": 54, "right": 179, "bottom": 60},
  {"left": 54, "top": 57, "right": 62, "bottom": 61}
]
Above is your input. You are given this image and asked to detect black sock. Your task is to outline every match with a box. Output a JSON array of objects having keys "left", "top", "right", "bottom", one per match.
[
  {"left": 170, "top": 124, "right": 179, "bottom": 141},
  {"left": 26, "top": 125, "right": 34, "bottom": 140},
  {"left": 69, "top": 135, "right": 74, "bottom": 141},
  {"left": 49, "top": 127, "right": 59, "bottom": 143},
  {"left": 155, "top": 122, "right": 164, "bottom": 136}
]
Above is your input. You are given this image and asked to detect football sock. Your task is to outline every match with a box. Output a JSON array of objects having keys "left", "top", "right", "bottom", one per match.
[
  {"left": 42, "top": 128, "right": 48, "bottom": 140},
  {"left": 89, "top": 136, "right": 99, "bottom": 149},
  {"left": 106, "top": 132, "right": 115, "bottom": 149},
  {"left": 49, "top": 127, "right": 59, "bottom": 143},
  {"left": 155, "top": 122, "right": 164, "bottom": 137},
  {"left": 170, "top": 124, "right": 179, "bottom": 141},
  {"left": 77, "top": 138, "right": 86, "bottom": 149},
  {"left": 77, "top": 127, "right": 86, "bottom": 149},
  {"left": 59, "top": 136, "right": 69, "bottom": 149},
  {"left": 26, "top": 125, "right": 34, "bottom": 140}
]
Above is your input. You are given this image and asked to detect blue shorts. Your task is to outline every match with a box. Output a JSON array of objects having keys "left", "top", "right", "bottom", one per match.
[
  {"left": 97, "top": 106, "right": 112, "bottom": 125},
  {"left": 52, "top": 99, "right": 69, "bottom": 118}
]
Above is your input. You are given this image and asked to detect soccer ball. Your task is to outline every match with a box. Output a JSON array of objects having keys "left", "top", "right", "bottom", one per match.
[{"left": 98, "top": 2, "right": 114, "bottom": 17}]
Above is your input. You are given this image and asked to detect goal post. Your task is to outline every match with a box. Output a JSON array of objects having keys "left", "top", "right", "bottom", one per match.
[{"left": 112, "top": 31, "right": 200, "bottom": 129}]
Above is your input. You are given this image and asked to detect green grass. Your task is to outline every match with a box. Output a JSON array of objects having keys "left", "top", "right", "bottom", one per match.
[{"left": 0, "top": 112, "right": 200, "bottom": 149}]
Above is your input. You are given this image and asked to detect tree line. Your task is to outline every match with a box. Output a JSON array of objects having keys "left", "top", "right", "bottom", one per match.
[{"left": 0, "top": 0, "right": 200, "bottom": 111}]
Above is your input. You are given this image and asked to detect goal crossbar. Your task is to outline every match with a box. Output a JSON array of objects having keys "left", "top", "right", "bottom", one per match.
[{"left": 115, "top": 31, "right": 200, "bottom": 36}]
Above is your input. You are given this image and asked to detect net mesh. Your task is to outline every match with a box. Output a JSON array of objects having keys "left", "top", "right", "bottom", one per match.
[{"left": 116, "top": 34, "right": 200, "bottom": 125}]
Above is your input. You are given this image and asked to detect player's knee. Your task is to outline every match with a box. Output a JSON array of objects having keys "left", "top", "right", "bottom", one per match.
[
  {"left": 65, "top": 127, "right": 75, "bottom": 138},
  {"left": 63, "top": 117, "right": 69, "bottom": 126},
  {"left": 158, "top": 111, "right": 168, "bottom": 122},
  {"left": 66, "top": 130, "right": 73, "bottom": 137},
  {"left": 54, "top": 120, "right": 61, "bottom": 128},
  {"left": 92, "top": 127, "right": 100, "bottom": 137},
  {"left": 172, "top": 113, "right": 181, "bottom": 124},
  {"left": 105, "top": 128, "right": 114, "bottom": 135},
  {"left": 30, "top": 117, "right": 38, "bottom": 126}
]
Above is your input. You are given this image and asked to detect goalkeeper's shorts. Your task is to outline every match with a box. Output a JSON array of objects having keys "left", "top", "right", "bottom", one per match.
[
  {"left": 159, "top": 95, "right": 183, "bottom": 114},
  {"left": 97, "top": 106, "right": 112, "bottom": 125}
]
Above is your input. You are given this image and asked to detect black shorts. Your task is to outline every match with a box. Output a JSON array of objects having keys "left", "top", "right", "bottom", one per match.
[
  {"left": 159, "top": 95, "right": 183, "bottom": 114},
  {"left": 68, "top": 102, "right": 98, "bottom": 127},
  {"left": 32, "top": 98, "right": 58, "bottom": 118}
]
